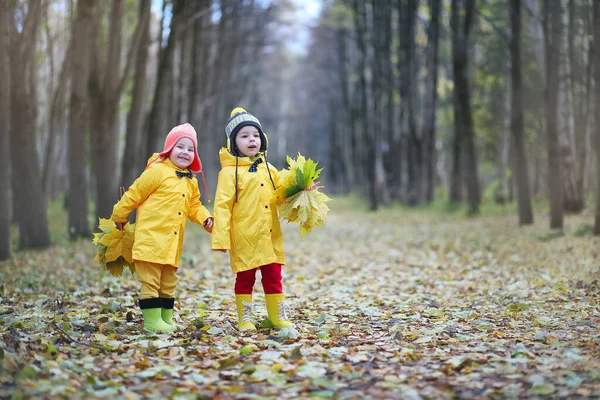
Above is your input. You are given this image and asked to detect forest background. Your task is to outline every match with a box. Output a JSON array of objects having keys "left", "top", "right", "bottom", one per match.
[
  {"left": 1, "top": 1, "right": 600, "bottom": 398},
  {"left": 2, "top": 0, "right": 600, "bottom": 256}
]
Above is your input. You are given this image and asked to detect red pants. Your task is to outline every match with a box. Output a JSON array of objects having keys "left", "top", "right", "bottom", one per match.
[{"left": 235, "top": 263, "right": 283, "bottom": 294}]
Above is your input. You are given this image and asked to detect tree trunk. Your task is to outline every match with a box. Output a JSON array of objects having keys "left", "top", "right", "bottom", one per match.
[
  {"left": 400, "top": 0, "right": 421, "bottom": 205},
  {"left": 9, "top": 0, "right": 51, "bottom": 249},
  {"left": 509, "top": 0, "right": 534, "bottom": 225},
  {"left": 372, "top": 0, "right": 391, "bottom": 204},
  {"left": 544, "top": 0, "right": 564, "bottom": 229},
  {"left": 120, "top": 0, "right": 151, "bottom": 193},
  {"left": 89, "top": 0, "right": 123, "bottom": 219},
  {"left": 89, "top": 0, "right": 144, "bottom": 219},
  {"left": 0, "top": 0, "right": 11, "bottom": 260},
  {"left": 450, "top": 0, "right": 463, "bottom": 204},
  {"left": 559, "top": 0, "right": 584, "bottom": 213},
  {"left": 421, "top": 0, "right": 441, "bottom": 203},
  {"left": 67, "top": 0, "right": 93, "bottom": 239},
  {"left": 337, "top": 27, "right": 355, "bottom": 192},
  {"left": 147, "top": 0, "right": 185, "bottom": 156},
  {"left": 593, "top": 0, "right": 600, "bottom": 234},
  {"left": 354, "top": 0, "right": 378, "bottom": 210},
  {"left": 450, "top": 0, "right": 480, "bottom": 209}
]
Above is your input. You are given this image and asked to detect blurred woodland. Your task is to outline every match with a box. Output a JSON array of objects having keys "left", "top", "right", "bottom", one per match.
[{"left": 2, "top": 0, "right": 600, "bottom": 261}]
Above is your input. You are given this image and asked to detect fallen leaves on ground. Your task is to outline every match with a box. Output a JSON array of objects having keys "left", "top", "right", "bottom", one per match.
[{"left": 1, "top": 207, "right": 599, "bottom": 399}]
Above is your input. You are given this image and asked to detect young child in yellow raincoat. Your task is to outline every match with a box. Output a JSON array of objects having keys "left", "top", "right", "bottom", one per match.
[
  {"left": 212, "top": 108, "right": 320, "bottom": 331},
  {"left": 112, "top": 123, "right": 213, "bottom": 334}
]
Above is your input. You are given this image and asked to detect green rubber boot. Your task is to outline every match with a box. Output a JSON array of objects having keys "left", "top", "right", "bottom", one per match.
[
  {"left": 161, "top": 308, "right": 181, "bottom": 331},
  {"left": 140, "top": 298, "right": 175, "bottom": 334},
  {"left": 160, "top": 297, "right": 181, "bottom": 330}
]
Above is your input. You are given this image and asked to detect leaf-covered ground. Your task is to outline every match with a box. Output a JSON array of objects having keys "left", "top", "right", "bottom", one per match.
[{"left": 1, "top": 205, "right": 599, "bottom": 399}]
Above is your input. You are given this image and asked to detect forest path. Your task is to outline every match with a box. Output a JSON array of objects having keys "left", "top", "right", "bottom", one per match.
[{"left": 1, "top": 207, "right": 599, "bottom": 398}]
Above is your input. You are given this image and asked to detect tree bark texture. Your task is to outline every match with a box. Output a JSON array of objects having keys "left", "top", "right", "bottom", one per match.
[
  {"left": 147, "top": 0, "right": 184, "bottom": 157},
  {"left": 67, "top": 0, "right": 94, "bottom": 239},
  {"left": 593, "top": 0, "right": 600, "bottom": 234},
  {"left": 0, "top": 0, "right": 11, "bottom": 260},
  {"left": 354, "top": 0, "right": 379, "bottom": 210},
  {"left": 544, "top": 0, "right": 564, "bottom": 229},
  {"left": 509, "top": 0, "right": 534, "bottom": 225},
  {"left": 421, "top": 0, "right": 441, "bottom": 203},
  {"left": 121, "top": 0, "right": 151, "bottom": 193},
  {"left": 9, "top": 0, "right": 51, "bottom": 249},
  {"left": 400, "top": 0, "right": 421, "bottom": 205}
]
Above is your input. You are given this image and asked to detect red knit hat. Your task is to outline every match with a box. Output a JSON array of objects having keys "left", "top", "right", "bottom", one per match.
[
  {"left": 159, "top": 123, "right": 202, "bottom": 173},
  {"left": 157, "top": 123, "right": 211, "bottom": 202}
]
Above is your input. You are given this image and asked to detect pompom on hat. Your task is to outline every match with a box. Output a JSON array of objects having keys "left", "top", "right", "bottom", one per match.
[
  {"left": 159, "top": 123, "right": 203, "bottom": 173},
  {"left": 225, "top": 107, "right": 268, "bottom": 156}
]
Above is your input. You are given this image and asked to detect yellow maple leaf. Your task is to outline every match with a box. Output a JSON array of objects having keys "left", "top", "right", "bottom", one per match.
[{"left": 92, "top": 218, "right": 136, "bottom": 276}]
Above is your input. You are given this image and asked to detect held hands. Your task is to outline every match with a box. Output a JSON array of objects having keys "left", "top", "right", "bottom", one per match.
[
  {"left": 203, "top": 217, "right": 214, "bottom": 233},
  {"left": 306, "top": 181, "right": 324, "bottom": 191}
]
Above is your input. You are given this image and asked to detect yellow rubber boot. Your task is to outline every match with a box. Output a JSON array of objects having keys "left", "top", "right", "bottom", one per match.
[
  {"left": 236, "top": 294, "right": 256, "bottom": 331},
  {"left": 265, "top": 293, "right": 293, "bottom": 328}
]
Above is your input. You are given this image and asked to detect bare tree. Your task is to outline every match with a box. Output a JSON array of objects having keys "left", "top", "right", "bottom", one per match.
[
  {"left": 67, "top": 0, "right": 93, "bottom": 239},
  {"left": 421, "top": 0, "right": 441, "bottom": 203},
  {"left": 8, "top": 0, "right": 51, "bottom": 249},
  {"left": 121, "top": 0, "right": 151, "bottom": 192},
  {"left": 593, "top": 0, "right": 600, "bottom": 234},
  {"left": 354, "top": 0, "right": 379, "bottom": 210},
  {"left": 147, "top": 0, "right": 185, "bottom": 156},
  {"left": 509, "top": 0, "right": 534, "bottom": 225},
  {"left": 451, "top": 0, "right": 480, "bottom": 213},
  {"left": 89, "top": 0, "right": 145, "bottom": 219},
  {"left": 0, "top": 0, "right": 11, "bottom": 260},
  {"left": 399, "top": 0, "right": 420, "bottom": 205},
  {"left": 543, "top": 0, "right": 564, "bottom": 229}
]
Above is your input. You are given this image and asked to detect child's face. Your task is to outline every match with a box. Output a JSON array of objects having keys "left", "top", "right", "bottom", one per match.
[
  {"left": 169, "top": 138, "right": 195, "bottom": 169},
  {"left": 235, "top": 126, "right": 261, "bottom": 157}
]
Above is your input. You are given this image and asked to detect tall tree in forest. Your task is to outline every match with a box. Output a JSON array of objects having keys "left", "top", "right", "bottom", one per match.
[
  {"left": 68, "top": 0, "right": 93, "bottom": 240},
  {"left": 399, "top": 0, "right": 420, "bottom": 205},
  {"left": 421, "top": 0, "right": 441, "bottom": 203},
  {"left": 543, "top": 1, "right": 564, "bottom": 229},
  {"left": 0, "top": 0, "right": 11, "bottom": 260},
  {"left": 451, "top": 0, "right": 480, "bottom": 213},
  {"left": 89, "top": 0, "right": 145, "bottom": 219},
  {"left": 120, "top": 0, "right": 151, "bottom": 192},
  {"left": 593, "top": 0, "right": 600, "bottom": 234},
  {"left": 334, "top": 3, "right": 355, "bottom": 191},
  {"left": 354, "top": 0, "right": 379, "bottom": 210},
  {"left": 371, "top": 0, "right": 391, "bottom": 204},
  {"left": 509, "top": 0, "right": 534, "bottom": 225},
  {"left": 147, "top": 0, "right": 185, "bottom": 157},
  {"left": 8, "top": 0, "right": 51, "bottom": 249}
]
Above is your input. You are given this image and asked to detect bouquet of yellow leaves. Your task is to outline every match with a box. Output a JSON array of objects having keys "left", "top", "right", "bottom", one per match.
[
  {"left": 274, "top": 153, "right": 331, "bottom": 235},
  {"left": 93, "top": 218, "right": 135, "bottom": 277}
]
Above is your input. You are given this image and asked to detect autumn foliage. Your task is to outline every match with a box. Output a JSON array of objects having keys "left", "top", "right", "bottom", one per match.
[
  {"left": 275, "top": 153, "right": 331, "bottom": 236},
  {"left": 93, "top": 218, "right": 135, "bottom": 276}
]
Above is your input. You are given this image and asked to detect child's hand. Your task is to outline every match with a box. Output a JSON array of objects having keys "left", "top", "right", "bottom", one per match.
[
  {"left": 115, "top": 222, "right": 124, "bottom": 231},
  {"left": 203, "top": 217, "right": 214, "bottom": 233},
  {"left": 306, "top": 181, "right": 324, "bottom": 191}
]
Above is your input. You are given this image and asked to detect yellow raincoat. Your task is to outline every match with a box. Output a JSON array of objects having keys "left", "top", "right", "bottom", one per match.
[
  {"left": 111, "top": 154, "right": 212, "bottom": 268},
  {"left": 212, "top": 148, "right": 285, "bottom": 273}
]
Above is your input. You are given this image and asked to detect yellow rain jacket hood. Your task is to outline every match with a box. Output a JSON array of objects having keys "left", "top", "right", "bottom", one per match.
[
  {"left": 111, "top": 154, "right": 212, "bottom": 268},
  {"left": 212, "top": 148, "right": 285, "bottom": 273}
]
